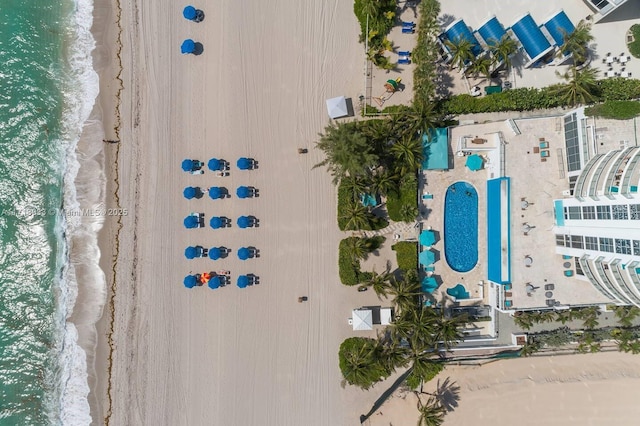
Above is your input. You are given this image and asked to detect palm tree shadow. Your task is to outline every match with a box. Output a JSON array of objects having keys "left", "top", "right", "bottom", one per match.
[{"left": 420, "top": 377, "right": 461, "bottom": 412}]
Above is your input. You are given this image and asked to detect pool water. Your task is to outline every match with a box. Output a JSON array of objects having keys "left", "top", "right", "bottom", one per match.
[{"left": 444, "top": 181, "right": 478, "bottom": 272}]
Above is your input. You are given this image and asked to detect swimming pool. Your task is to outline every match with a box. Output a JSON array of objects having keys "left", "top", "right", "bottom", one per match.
[{"left": 444, "top": 181, "right": 478, "bottom": 272}]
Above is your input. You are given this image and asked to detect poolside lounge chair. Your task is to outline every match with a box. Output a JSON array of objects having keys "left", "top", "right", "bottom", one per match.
[
  {"left": 398, "top": 58, "right": 411, "bottom": 65},
  {"left": 422, "top": 193, "right": 433, "bottom": 200},
  {"left": 398, "top": 50, "right": 411, "bottom": 56},
  {"left": 401, "top": 27, "right": 415, "bottom": 34},
  {"left": 545, "top": 284, "right": 555, "bottom": 291},
  {"left": 539, "top": 141, "right": 549, "bottom": 149},
  {"left": 504, "top": 300, "right": 512, "bottom": 308},
  {"left": 564, "top": 270, "right": 574, "bottom": 277},
  {"left": 402, "top": 21, "right": 416, "bottom": 28},
  {"left": 540, "top": 150, "right": 550, "bottom": 157}
]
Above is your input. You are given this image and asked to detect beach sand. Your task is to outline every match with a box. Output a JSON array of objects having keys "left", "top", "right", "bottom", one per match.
[{"left": 97, "top": 0, "right": 389, "bottom": 425}]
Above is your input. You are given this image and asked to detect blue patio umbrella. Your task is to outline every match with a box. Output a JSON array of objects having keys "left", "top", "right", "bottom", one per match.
[
  {"left": 209, "top": 216, "right": 223, "bottom": 229},
  {"left": 181, "top": 39, "right": 196, "bottom": 54},
  {"left": 237, "top": 157, "right": 252, "bottom": 170},
  {"left": 208, "top": 276, "right": 221, "bottom": 289},
  {"left": 182, "top": 159, "right": 196, "bottom": 171},
  {"left": 183, "top": 186, "right": 198, "bottom": 199},
  {"left": 238, "top": 247, "right": 251, "bottom": 260},
  {"left": 184, "top": 215, "right": 199, "bottom": 229},
  {"left": 237, "top": 275, "right": 249, "bottom": 288},
  {"left": 208, "top": 247, "right": 222, "bottom": 260},
  {"left": 184, "top": 275, "right": 198, "bottom": 288},
  {"left": 237, "top": 216, "right": 251, "bottom": 228},
  {"left": 419, "top": 229, "right": 436, "bottom": 246},
  {"left": 236, "top": 186, "right": 251, "bottom": 199},
  {"left": 419, "top": 249, "right": 436, "bottom": 266},
  {"left": 209, "top": 187, "right": 223, "bottom": 199},
  {"left": 185, "top": 246, "right": 202, "bottom": 259},
  {"left": 465, "top": 154, "right": 483, "bottom": 171},
  {"left": 421, "top": 276, "right": 438, "bottom": 293},
  {"left": 183, "top": 5, "right": 197, "bottom": 20},
  {"left": 208, "top": 158, "right": 223, "bottom": 171}
]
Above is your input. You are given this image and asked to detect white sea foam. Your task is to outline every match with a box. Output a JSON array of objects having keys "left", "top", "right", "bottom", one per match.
[{"left": 55, "top": 0, "right": 106, "bottom": 424}]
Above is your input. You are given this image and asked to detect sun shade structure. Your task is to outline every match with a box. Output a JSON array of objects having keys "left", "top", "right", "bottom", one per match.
[
  {"left": 183, "top": 6, "right": 204, "bottom": 22},
  {"left": 236, "top": 186, "right": 251, "bottom": 199},
  {"left": 209, "top": 216, "right": 224, "bottom": 229},
  {"left": 184, "top": 215, "right": 200, "bottom": 229},
  {"left": 510, "top": 14, "right": 553, "bottom": 65},
  {"left": 185, "top": 246, "right": 205, "bottom": 259},
  {"left": 237, "top": 275, "right": 250, "bottom": 288},
  {"left": 325, "top": 96, "right": 349, "bottom": 119},
  {"left": 183, "top": 186, "right": 199, "bottom": 199},
  {"left": 237, "top": 247, "right": 251, "bottom": 260},
  {"left": 419, "top": 249, "right": 436, "bottom": 266},
  {"left": 184, "top": 275, "right": 198, "bottom": 288},
  {"left": 543, "top": 10, "right": 575, "bottom": 48},
  {"left": 181, "top": 39, "right": 196, "bottom": 54},
  {"left": 208, "top": 247, "right": 222, "bottom": 260},
  {"left": 421, "top": 277, "right": 438, "bottom": 293},
  {"left": 236, "top": 157, "right": 253, "bottom": 170},
  {"left": 419, "top": 229, "right": 436, "bottom": 246},
  {"left": 477, "top": 16, "right": 508, "bottom": 47},
  {"left": 351, "top": 309, "right": 373, "bottom": 331},
  {"left": 208, "top": 187, "right": 224, "bottom": 199},
  {"left": 208, "top": 276, "right": 221, "bottom": 289},
  {"left": 181, "top": 159, "right": 200, "bottom": 172},
  {"left": 465, "top": 154, "right": 483, "bottom": 171},
  {"left": 208, "top": 158, "right": 223, "bottom": 171},
  {"left": 443, "top": 19, "right": 483, "bottom": 56},
  {"left": 237, "top": 216, "right": 252, "bottom": 228}
]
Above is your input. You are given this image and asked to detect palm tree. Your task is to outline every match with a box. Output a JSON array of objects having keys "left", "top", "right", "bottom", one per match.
[
  {"left": 389, "top": 271, "right": 422, "bottom": 313},
  {"left": 556, "top": 309, "right": 574, "bottom": 325},
  {"left": 400, "top": 203, "right": 419, "bottom": 222},
  {"left": 360, "top": 0, "right": 380, "bottom": 19},
  {"left": 444, "top": 37, "right": 475, "bottom": 70},
  {"left": 344, "top": 236, "right": 370, "bottom": 262},
  {"left": 369, "top": 169, "right": 398, "bottom": 197},
  {"left": 466, "top": 55, "right": 493, "bottom": 81},
  {"left": 614, "top": 306, "right": 640, "bottom": 328},
  {"left": 391, "top": 136, "right": 423, "bottom": 176},
  {"left": 394, "top": 102, "right": 437, "bottom": 139},
  {"left": 519, "top": 341, "right": 540, "bottom": 357},
  {"left": 513, "top": 312, "right": 534, "bottom": 331},
  {"left": 560, "top": 20, "right": 593, "bottom": 65},
  {"left": 363, "top": 269, "right": 393, "bottom": 299},
  {"left": 339, "top": 337, "right": 388, "bottom": 389},
  {"left": 553, "top": 66, "right": 599, "bottom": 107},
  {"left": 340, "top": 201, "right": 370, "bottom": 231},
  {"left": 380, "top": 341, "right": 410, "bottom": 371},
  {"left": 315, "top": 122, "right": 379, "bottom": 183},
  {"left": 415, "top": 395, "right": 446, "bottom": 426},
  {"left": 488, "top": 35, "right": 518, "bottom": 72},
  {"left": 341, "top": 175, "right": 369, "bottom": 201},
  {"left": 431, "top": 309, "right": 466, "bottom": 350}
]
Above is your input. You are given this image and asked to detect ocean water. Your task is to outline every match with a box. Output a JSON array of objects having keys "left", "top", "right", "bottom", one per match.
[{"left": 0, "top": 1, "right": 104, "bottom": 424}]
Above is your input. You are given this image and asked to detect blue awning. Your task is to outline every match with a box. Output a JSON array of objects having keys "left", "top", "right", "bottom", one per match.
[
  {"left": 477, "top": 16, "right": 507, "bottom": 47},
  {"left": 511, "top": 14, "right": 552, "bottom": 62},
  {"left": 544, "top": 10, "right": 575, "bottom": 47},
  {"left": 443, "top": 19, "right": 483, "bottom": 56}
]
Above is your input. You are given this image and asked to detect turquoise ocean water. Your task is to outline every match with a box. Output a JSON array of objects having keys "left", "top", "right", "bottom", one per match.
[{"left": 0, "top": 1, "right": 102, "bottom": 424}]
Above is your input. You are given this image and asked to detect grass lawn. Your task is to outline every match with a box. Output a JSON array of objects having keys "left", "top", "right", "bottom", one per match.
[{"left": 629, "top": 24, "right": 640, "bottom": 59}]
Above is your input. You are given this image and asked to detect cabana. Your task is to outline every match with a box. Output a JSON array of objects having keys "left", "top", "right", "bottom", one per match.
[
  {"left": 351, "top": 309, "right": 373, "bottom": 331},
  {"left": 510, "top": 14, "right": 553, "bottom": 67},
  {"left": 442, "top": 19, "right": 483, "bottom": 57},
  {"left": 543, "top": 10, "right": 575, "bottom": 48},
  {"left": 325, "top": 96, "right": 349, "bottom": 119},
  {"left": 477, "top": 16, "right": 508, "bottom": 47}
]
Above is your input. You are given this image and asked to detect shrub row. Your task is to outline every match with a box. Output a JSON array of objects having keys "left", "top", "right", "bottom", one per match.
[
  {"left": 339, "top": 238, "right": 374, "bottom": 285},
  {"left": 585, "top": 100, "right": 640, "bottom": 119}
]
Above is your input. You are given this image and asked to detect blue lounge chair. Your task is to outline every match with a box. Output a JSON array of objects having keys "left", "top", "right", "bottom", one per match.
[
  {"left": 402, "top": 27, "right": 415, "bottom": 34},
  {"left": 398, "top": 58, "right": 411, "bottom": 65},
  {"left": 564, "top": 270, "right": 574, "bottom": 277},
  {"left": 398, "top": 50, "right": 411, "bottom": 56},
  {"left": 402, "top": 21, "right": 416, "bottom": 27},
  {"left": 541, "top": 150, "right": 550, "bottom": 158}
]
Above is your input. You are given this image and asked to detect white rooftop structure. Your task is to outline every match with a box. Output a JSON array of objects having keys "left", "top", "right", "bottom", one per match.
[
  {"left": 325, "top": 96, "right": 348, "bottom": 119},
  {"left": 351, "top": 309, "right": 373, "bottom": 331}
]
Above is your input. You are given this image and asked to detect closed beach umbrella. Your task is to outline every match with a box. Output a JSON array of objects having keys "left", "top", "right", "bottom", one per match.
[
  {"left": 208, "top": 158, "right": 223, "bottom": 171},
  {"left": 182, "top": 159, "right": 195, "bottom": 171},
  {"left": 465, "top": 154, "right": 483, "bottom": 171},
  {"left": 185, "top": 246, "right": 201, "bottom": 259},
  {"left": 208, "top": 247, "right": 222, "bottom": 260},
  {"left": 419, "top": 249, "right": 436, "bottom": 266},
  {"left": 237, "top": 157, "right": 252, "bottom": 170},
  {"left": 209, "top": 187, "right": 223, "bottom": 199},
  {"left": 238, "top": 247, "right": 251, "bottom": 260},
  {"left": 237, "top": 275, "right": 249, "bottom": 288},
  {"left": 236, "top": 186, "right": 251, "bottom": 199},
  {"left": 210, "top": 216, "right": 224, "bottom": 229},
  {"left": 184, "top": 275, "right": 198, "bottom": 289},
  {"left": 181, "top": 39, "right": 196, "bottom": 54},
  {"left": 237, "top": 216, "right": 251, "bottom": 228},
  {"left": 183, "top": 186, "right": 198, "bottom": 199},
  {"left": 208, "top": 276, "right": 221, "bottom": 289},
  {"left": 419, "top": 230, "right": 436, "bottom": 246},
  {"left": 183, "top": 5, "right": 197, "bottom": 20},
  {"left": 184, "top": 215, "right": 199, "bottom": 229}
]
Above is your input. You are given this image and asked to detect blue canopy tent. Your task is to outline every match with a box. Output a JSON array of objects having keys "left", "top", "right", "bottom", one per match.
[
  {"left": 511, "top": 14, "right": 553, "bottom": 65},
  {"left": 477, "top": 16, "right": 508, "bottom": 47},
  {"left": 419, "top": 229, "right": 436, "bottom": 246},
  {"left": 184, "top": 275, "right": 198, "bottom": 289},
  {"left": 419, "top": 249, "right": 436, "bottom": 266},
  {"left": 208, "top": 247, "right": 222, "bottom": 260},
  {"left": 210, "top": 216, "right": 224, "bottom": 229},
  {"left": 465, "top": 154, "right": 483, "bottom": 171},
  {"left": 208, "top": 276, "right": 221, "bottom": 289},
  {"left": 237, "top": 275, "right": 250, "bottom": 288},
  {"left": 236, "top": 186, "right": 251, "bottom": 199},
  {"left": 237, "top": 216, "right": 252, "bottom": 228},
  {"left": 208, "top": 158, "right": 223, "bottom": 171},
  {"left": 421, "top": 277, "right": 438, "bottom": 293},
  {"left": 544, "top": 10, "right": 575, "bottom": 49},
  {"left": 443, "top": 18, "right": 483, "bottom": 57},
  {"left": 237, "top": 157, "right": 253, "bottom": 170},
  {"left": 209, "top": 187, "right": 224, "bottom": 200},
  {"left": 184, "top": 215, "right": 199, "bottom": 229},
  {"left": 182, "top": 159, "right": 200, "bottom": 172},
  {"left": 238, "top": 247, "right": 251, "bottom": 260},
  {"left": 181, "top": 39, "right": 196, "bottom": 54},
  {"left": 185, "top": 246, "right": 204, "bottom": 259},
  {"left": 183, "top": 186, "right": 201, "bottom": 199}
]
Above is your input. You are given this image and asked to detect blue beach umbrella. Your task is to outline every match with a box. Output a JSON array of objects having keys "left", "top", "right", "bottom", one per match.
[
  {"left": 419, "top": 230, "right": 436, "bottom": 246},
  {"left": 208, "top": 158, "right": 223, "bottom": 171},
  {"left": 236, "top": 186, "right": 251, "bottom": 199},
  {"left": 237, "top": 275, "right": 249, "bottom": 288},
  {"left": 238, "top": 247, "right": 251, "bottom": 260},
  {"left": 465, "top": 154, "right": 483, "bottom": 171},
  {"left": 237, "top": 216, "right": 251, "bottom": 228},
  {"left": 209, "top": 187, "right": 223, "bottom": 199},
  {"left": 421, "top": 277, "right": 438, "bottom": 293},
  {"left": 184, "top": 275, "right": 198, "bottom": 289},
  {"left": 185, "top": 246, "right": 202, "bottom": 259},
  {"left": 238, "top": 275, "right": 249, "bottom": 288},
  {"left": 183, "top": 186, "right": 198, "bottom": 199},
  {"left": 181, "top": 39, "right": 196, "bottom": 54},
  {"left": 208, "top": 276, "right": 221, "bottom": 289},
  {"left": 182, "top": 159, "right": 196, "bottom": 171},
  {"left": 184, "top": 215, "right": 199, "bottom": 229},
  {"left": 208, "top": 247, "right": 222, "bottom": 260},
  {"left": 183, "top": 5, "right": 197, "bottom": 20},
  {"left": 419, "top": 249, "right": 435, "bottom": 266},
  {"left": 210, "top": 216, "right": 224, "bottom": 229},
  {"left": 237, "top": 157, "right": 252, "bottom": 170}
]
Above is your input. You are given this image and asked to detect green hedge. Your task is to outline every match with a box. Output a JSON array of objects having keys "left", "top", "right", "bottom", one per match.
[
  {"left": 339, "top": 238, "right": 374, "bottom": 285},
  {"left": 413, "top": 0, "right": 442, "bottom": 107},
  {"left": 337, "top": 180, "right": 351, "bottom": 231},
  {"left": 392, "top": 241, "right": 418, "bottom": 272},
  {"left": 585, "top": 100, "right": 640, "bottom": 119},
  {"left": 353, "top": 0, "right": 397, "bottom": 46},
  {"left": 629, "top": 24, "right": 640, "bottom": 58},
  {"left": 386, "top": 174, "right": 418, "bottom": 222}
]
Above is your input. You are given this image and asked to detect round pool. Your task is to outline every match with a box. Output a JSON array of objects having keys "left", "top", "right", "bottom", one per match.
[{"left": 444, "top": 181, "right": 478, "bottom": 272}]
